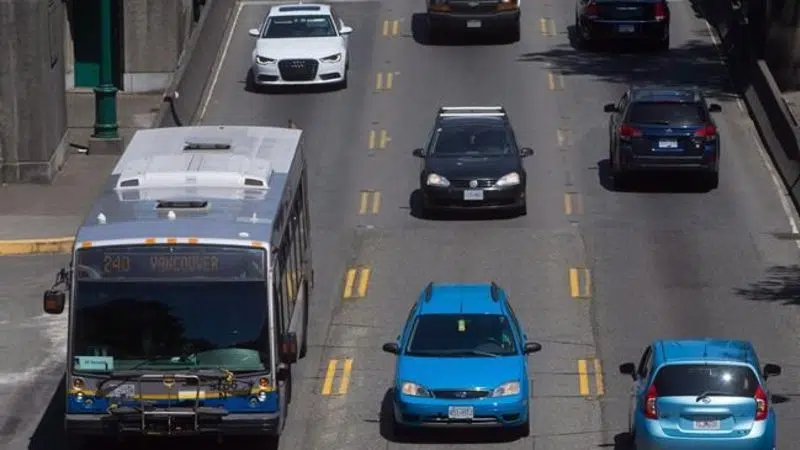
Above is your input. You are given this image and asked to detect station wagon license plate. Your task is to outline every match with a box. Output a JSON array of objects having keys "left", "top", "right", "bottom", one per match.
[
  {"left": 448, "top": 406, "right": 474, "bottom": 419},
  {"left": 618, "top": 24, "right": 635, "bottom": 33},
  {"left": 694, "top": 420, "right": 721, "bottom": 430},
  {"left": 657, "top": 139, "right": 679, "bottom": 149},
  {"left": 464, "top": 190, "right": 484, "bottom": 201},
  {"left": 466, "top": 20, "right": 482, "bottom": 28}
]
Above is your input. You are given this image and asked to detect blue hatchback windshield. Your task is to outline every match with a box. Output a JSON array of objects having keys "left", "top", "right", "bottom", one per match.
[
  {"left": 406, "top": 314, "right": 517, "bottom": 356},
  {"left": 264, "top": 15, "right": 337, "bottom": 38},
  {"left": 627, "top": 102, "right": 707, "bottom": 125}
]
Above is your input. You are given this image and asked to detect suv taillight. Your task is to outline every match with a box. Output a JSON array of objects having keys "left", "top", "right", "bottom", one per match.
[
  {"left": 693, "top": 124, "right": 717, "bottom": 141},
  {"left": 754, "top": 385, "right": 768, "bottom": 421},
  {"left": 654, "top": 2, "right": 666, "bottom": 21},
  {"left": 619, "top": 123, "right": 642, "bottom": 140},
  {"left": 643, "top": 384, "right": 658, "bottom": 419}
]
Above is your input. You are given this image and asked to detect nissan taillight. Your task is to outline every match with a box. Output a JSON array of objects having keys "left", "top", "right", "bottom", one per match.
[
  {"left": 619, "top": 124, "right": 642, "bottom": 140},
  {"left": 755, "top": 385, "right": 768, "bottom": 421},
  {"left": 585, "top": 2, "right": 599, "bottom": 18},
  {"left": 643, "top": 384, "right": 658, "bottom": 419},
  {"left": 654, "top": 2, "right": 666, "bottom": 21},
  {"left": 694, "top": 124, "right": 717, "bottom": 141}
]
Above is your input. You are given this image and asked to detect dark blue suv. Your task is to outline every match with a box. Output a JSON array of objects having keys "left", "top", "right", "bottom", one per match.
[{"left": 604, "top": 85, "right": 722, "bottom": 190}]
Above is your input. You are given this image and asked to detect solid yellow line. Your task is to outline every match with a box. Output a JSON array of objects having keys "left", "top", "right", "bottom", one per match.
[
  {"left": 357, "top": 267, "right": 370, "bottom": 297},
  {"left": 321, "top": 360, "right": 337, "bottom": 395},
  {"left": 548, "top": 72, "right": 556, "bottom": 90},
  {"left": 569, "top": 268, "right": 580, "bottom": 297},
  {"left": 583, "top": 268, "right": 592, "bottom": 297},
  {"left": 379, "top": 130, "right": 388, "bottom": 148},
  {"left": 376, "top": 72, "right": 383, "bottom": 90},
  {"left": 343, "top": 268, "right": 357, "bottom": 298},
  {"left": 578, "top": 359, "right": 590, "bottom": 396},
  {"left": 557, "top": 128, "right": 564, "bottom": 147},
  {"left": 382, "top": 20, "right": 389, "bottom": 36},
  {"left": 594, "top": 358, "right": 605, "bottom": 397},
  {"left": 392, "top": 20, "right": 399, "bottom": 36},
  {"left": 386, "top": 72, "right": 394, "bottom": 90},
  {"left": 359, "top": 192, "right": 369, "bottom": 215},
  {"left": 371, "top": 192, "right": 381, "bottom": 214},
  {"left": 368, "top": 130, "right": 376, "bottom": 149},
  {"left": 564, "top": 193, "right": 572, "bottom": 215},
  {"left": 548, "top": 18, "right": 556, "bottom": 36},
  {"left": 0, "top": 237, "right": 74, "bottom": 256},
  {"left": 539, "top": 18, "right": 547, "bottom": 35},
  {"left": 338, "top": 358, "right": 353, "bottom": 394}
]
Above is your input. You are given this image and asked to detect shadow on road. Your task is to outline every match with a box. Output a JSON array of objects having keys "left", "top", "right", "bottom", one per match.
[{"left": 734, "top": 265, "right": 800, "bottom": 306}]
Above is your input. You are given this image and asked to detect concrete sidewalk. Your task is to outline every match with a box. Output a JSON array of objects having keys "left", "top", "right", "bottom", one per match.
[{"left": 0, "top": 91, "right": 162, "bottom": 255}]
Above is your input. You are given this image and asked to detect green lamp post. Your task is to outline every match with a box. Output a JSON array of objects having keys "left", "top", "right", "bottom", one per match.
[{"left": 93, "top": 0, "right": 119, "bottom": 139}]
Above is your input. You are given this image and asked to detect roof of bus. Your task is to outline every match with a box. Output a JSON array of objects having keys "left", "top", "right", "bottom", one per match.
[{"left": 74, "top": 126, "right": 302, "bottom": 246}]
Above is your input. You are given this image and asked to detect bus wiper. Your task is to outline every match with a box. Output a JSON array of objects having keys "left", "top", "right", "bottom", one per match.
[
  {"left": 696, "top": 391, "right": 730, "bottom": 402},
  {"left": 95, "top": 355, "right": 189, "bottom": 396}
]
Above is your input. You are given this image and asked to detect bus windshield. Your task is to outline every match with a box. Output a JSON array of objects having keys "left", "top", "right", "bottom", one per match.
[{"left": 71, "top": 281, "right": 270, "bottom": 373}]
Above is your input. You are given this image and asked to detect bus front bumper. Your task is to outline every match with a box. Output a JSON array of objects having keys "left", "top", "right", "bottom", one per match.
[{"left": 66, "top": 411, "right": 281, "bottom": 437}]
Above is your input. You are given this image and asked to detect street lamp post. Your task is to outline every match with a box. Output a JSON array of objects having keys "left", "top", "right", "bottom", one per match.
[{"left": 93, "top": 0, "right": 118, "bottom": 139}]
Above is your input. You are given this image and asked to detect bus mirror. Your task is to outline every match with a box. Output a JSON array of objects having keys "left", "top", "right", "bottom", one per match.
[
  {"left": 280, "top": 332, "right": 298, "bottom": 364},
  {"left": 43, "top": 290, "right": 66, "bottom": 314}
]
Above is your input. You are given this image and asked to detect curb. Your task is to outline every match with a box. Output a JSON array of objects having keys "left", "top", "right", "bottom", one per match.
[{"left": 0, "top": 237, "right": 74, "bottom": 256}]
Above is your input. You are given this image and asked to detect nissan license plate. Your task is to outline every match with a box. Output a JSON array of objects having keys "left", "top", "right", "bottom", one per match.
[
  {"left": 618, "top": 24, "right": 635, "bottom": 33},
  {"left": 694, "top": 420, "right": 721, "bottom": 430},
  {"left": 464, "top": 190, "right": 484, "bottom": 201},
  {"left": 466, "top": 20, "right": 482, "bottom": 28},
  {"left": 658, "top": 139, "right": 679, "bottom": 149},
  {"left": 448, "top": 406, "right": 474, "bottom": 419}
]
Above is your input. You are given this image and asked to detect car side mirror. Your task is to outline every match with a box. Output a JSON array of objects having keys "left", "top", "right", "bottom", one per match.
[
  {"left": 279, "top": 332, "right": 298, "bottom": 364},
  {"left": 382, "top": 342, "right": 399, "bottom": 354},
  {"left": 248, "top": 28, "right": 260, "bottom": 37},
  {"left": 708, "top": 103, "right": 722, "bottom": 113},
  {"left": 340, "top": 25, "right": 353, "bottom": 35},
  {"left": 764, "top": 363, "right": 782, "bottom": 378},
  {"left": 412, "top": 148, "right": 425, "bottom": 158},
  {"left": 619, "top": 362, "right": 636, "bottom": 379},
  {"left": 523, "top": 342, "right": 542, "bottom": 354},
  {"left": 43, "top": 290, "right": 66, "bottom": 315},
  {"left": 603, "top": 103, "right": 617, "bottom": 113},
  {"left": 519, "top": 147, "right": 534, "bottom": 157}
]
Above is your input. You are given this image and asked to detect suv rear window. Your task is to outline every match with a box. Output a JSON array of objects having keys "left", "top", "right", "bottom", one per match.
[
  {"left": 627, "top": 102, "right": 707, "bottom": 125},
  {"left": 653, "top": 364, "right": 759, "bottom": 397}
]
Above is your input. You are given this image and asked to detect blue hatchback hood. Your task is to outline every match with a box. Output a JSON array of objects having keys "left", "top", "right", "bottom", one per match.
[{"left": 397, "top": 356, "right": 524, "bottom": 390}]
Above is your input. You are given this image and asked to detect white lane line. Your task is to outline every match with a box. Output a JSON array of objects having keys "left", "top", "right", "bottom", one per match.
[
  {"left": 695, "top": 3, "right": 800, "bottom": 247},
  {"left": 198, "top": 1, "right": 246, "bottom": 123}
]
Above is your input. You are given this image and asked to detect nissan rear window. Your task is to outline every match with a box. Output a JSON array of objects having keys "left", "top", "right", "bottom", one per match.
[
  {"left": 627, "top": 102, "right": 707, "bottom": 125},
  {"left": 653, "top": 364, "right": 759, "bottom": 397}
]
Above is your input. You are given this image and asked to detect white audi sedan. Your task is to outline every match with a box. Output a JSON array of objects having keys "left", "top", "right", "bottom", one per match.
[{"left": 248, "top": 4, "right": 352, "bottom": 90}]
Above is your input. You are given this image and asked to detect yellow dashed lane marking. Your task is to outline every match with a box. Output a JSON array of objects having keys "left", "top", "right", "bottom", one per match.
[
  {"left": 382, "top": 19, "right": 400, "bottom": 36},
  {"left": 564, "top": 192, "right": 582, "bottom": 215},
  {"left": 539, "top": 18, "right": 556, "bottom": 36},
  {"left": 359, "top": 191, "right": 381, "bottom": 215},
  {"left": 578, "top": 358, "right": 605, "bottom": 398},
  {"left": 376, "top": 72, "right": 395, "bottom": 90},
  {"left": 548, "top": 71, "right": 564, "bottom": 90},
  {"left": 343, "top": 266, "right": 371, "bottom": 299},
  {"left": 321, "top": 358, "right": 353, "bottom": 396},
  {"left": 368, "top": 129, "right": 390, "bottom": 149},
  {"left": 568, "top": 267, "right": 591, "bottom": 298}
]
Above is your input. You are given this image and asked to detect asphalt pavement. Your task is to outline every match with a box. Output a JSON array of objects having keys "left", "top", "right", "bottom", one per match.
[
  {"left": 198, "top": 0, "right": 800, "bottom": 448},
  {"left": 11, "top": 0, "right": 800, "bottom": 449}
]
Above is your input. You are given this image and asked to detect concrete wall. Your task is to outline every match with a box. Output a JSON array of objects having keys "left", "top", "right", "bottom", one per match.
[
  {"left": 64, "top": 0, "right": 197, "bottom": 93},
  {"left": 0, "top": 0, "right": 68, "bottom": 183},
  {"left": 764, "top": 0, "right": 800, "bottom": 89}
]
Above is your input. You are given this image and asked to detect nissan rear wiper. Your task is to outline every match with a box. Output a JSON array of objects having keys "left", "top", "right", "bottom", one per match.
[{"left": 696, "top": 391, "right": 731, "bottom": 402}]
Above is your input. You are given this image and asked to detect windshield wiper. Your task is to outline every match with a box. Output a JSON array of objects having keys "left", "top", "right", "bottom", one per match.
[{"left": 696, "top": 391, "right": 731, "bottom": 402}]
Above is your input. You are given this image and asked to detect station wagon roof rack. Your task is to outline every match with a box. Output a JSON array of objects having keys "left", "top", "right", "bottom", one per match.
[
  {"left": 490, "top": 282, "right": 500, "bottom": 302},
  {"left": 423, "top": 282, "right": 434, "bottom": 302},
  {"left": 438, "top": 106, "right": 506, "bottom": 117}
]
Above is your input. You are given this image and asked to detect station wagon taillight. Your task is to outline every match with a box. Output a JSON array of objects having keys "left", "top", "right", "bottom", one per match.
[
  {"left": 585, "top": 1, "right": 599, "bottom": 18},
  {"left": 654, "top": 2, "right": 666, "bottom": 21},
  {"left": 693, "top": 124, "right": 717, "bottom": 141},
  {"left": 755, "top": 385, "right": 768, "bottom": 421},
  {"left": 643, "top": 384, "right": 658, "bottom": 419},
  {"left": 619, "top": 123, "right": 642, "bottom": 140}
]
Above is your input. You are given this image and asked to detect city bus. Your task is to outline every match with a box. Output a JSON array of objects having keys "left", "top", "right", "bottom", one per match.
[{"left": 42, "top": 125, "right": 312, "bottom": 441}]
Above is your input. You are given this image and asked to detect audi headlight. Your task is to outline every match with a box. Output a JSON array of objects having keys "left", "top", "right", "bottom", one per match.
[
  {"left": 426, "top": 173, "right": 450, "bottom": 187},
  {"left": 491, "top": 381, "right": 521, "bottom": 397},
  {"left": 321, "top": 53, "right": 342, "bottom": 63},
  {"left": 495, "top": 172, "right": 520, "bottom": 187},
  {"left": 400, "top": 381, "right": 432, "bottom": 397},
  {"left": 256, "top": 55, "right": 276, "bottom": 65}
]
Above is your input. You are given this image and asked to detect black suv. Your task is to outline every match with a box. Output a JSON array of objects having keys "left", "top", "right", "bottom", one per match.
[
  {"left": 574, "top": 0, "right": 670, "bottom": 50},
  {"left": 426, "top": 0, "right": 521, "bottom": 42},
  {"left": 412, "top": 106, "right": 533, "bottom": 217}
]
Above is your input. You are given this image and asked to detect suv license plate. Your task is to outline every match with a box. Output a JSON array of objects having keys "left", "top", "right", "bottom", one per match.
[
  {"left": 658, "top": 139, "right": 679, "bottom": 149},
  {"left": 466, "top": 20, "right": 482, "bottom": 28},
  {"left": 464, "top": 190, "right": 484, "bottom": 201},
  {"left": 448, "top": 406, "right": 474, "bottom": 419},
  {"left": 618, "top": 24, "right": 635, "bottom": 33},
  {"left": 694, "top": 420, "right": 720, "bottom": 430}
]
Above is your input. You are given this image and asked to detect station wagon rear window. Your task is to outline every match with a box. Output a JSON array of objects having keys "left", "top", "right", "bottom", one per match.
[
  {"left": 627, "top": 102, "right": 707, "bottom": 125},
  {"left": 653, "top": 364, "right": 759, "bottom": 397}
]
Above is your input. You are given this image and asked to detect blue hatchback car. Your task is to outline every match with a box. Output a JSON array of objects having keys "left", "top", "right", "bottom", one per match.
[
  {"left": 381, "top": 282, "right": 542, "bottom": 437},
  {"left": 619, "top": 339, "right": 782, "bottom": 450}
]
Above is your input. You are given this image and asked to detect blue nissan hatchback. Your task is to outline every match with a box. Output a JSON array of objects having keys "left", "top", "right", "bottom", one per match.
[
  {"left": 619, "top": 339, "right": 782, "bottom": 450},
  {"left": 381, "top": 282, "right": 542, "bottom": 437}
]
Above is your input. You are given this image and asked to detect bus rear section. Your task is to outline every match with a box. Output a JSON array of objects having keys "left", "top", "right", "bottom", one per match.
[{"left": 45, "top": 243, "right": 299, "bottom": 439}]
